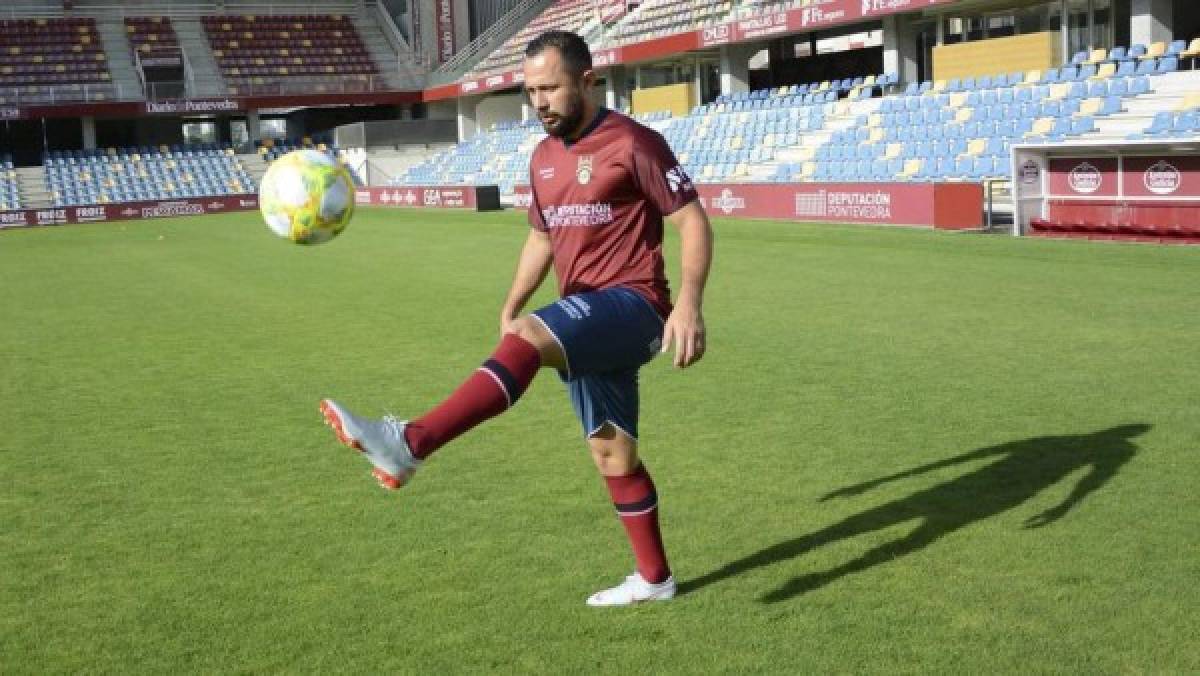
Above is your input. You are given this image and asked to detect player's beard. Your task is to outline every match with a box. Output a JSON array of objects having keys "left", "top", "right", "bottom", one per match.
[{"left": 539, "top": 92, "right": 586, "bottom": 139}]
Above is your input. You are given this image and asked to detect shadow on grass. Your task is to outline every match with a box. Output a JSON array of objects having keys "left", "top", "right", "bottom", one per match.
[{"left": 680, "top": 424, "right": 1148, "bottom": 603}]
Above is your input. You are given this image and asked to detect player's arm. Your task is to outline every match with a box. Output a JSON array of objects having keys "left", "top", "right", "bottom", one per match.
[
  {"left": 662, "top": 200, "right": 714, "bottom": 368},
  {"left": 500, "top": 228, "right": 554, "bottom": 334}
]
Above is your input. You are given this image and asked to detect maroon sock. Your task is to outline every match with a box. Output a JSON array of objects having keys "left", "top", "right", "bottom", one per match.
[
  {"left": 604, "top": 464, "right": 671, "bottom": 584},
  {"left": 404, "top": 333, "right": 541, "bottom": 458}
]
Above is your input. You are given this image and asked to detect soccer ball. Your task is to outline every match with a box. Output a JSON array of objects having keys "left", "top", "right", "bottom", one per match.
[{"left": 258, "top": 149, "right": 355, "bottom": 245}]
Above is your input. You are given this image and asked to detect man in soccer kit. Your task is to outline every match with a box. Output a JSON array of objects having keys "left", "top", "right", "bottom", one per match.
[{"left": 320, "top": 30, "right": 713, "bottom": 606}]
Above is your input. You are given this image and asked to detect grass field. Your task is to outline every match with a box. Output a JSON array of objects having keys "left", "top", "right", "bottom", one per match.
[{"left": 2, "top": 207, "right": 1198, "bottom": 673}]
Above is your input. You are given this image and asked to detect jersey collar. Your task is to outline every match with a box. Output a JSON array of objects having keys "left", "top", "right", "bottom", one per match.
[{"left": 562, "top": 107, "right": 609, "bottom": 149}]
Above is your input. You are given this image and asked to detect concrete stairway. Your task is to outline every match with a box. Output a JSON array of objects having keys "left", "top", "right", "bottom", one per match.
[
  {"left": 238, "top": 154, "right": 268, "bottom": 188},
  {"left": 350, "top": 13, "right": 420, "bottom": 90},
  {"left": 94, "top": 17, "right": 143, "bottom": 101},
  {"left": 15, "top": 167, "right": 52, "bottom": 210},
  {"left": 173, "top": 17, "right": 227, "bottom": 98}
]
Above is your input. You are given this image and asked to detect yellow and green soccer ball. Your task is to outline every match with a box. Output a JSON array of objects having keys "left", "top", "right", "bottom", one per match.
[{"left": 259, "top": 149, "right": 355, "bottom": 245}]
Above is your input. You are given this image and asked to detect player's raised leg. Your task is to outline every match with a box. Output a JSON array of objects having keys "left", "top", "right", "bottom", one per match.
[
  {"left": 321, "top": 317, "right": 564, "bottom": 489},
  {"left": 585, "top": 424, "right": 676, "bottom": 606}
]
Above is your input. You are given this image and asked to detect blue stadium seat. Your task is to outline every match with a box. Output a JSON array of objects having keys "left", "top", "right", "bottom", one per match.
[
  {"left": 1157, "top": 56, "right": 1179, "bottom": 74},
  {"left": 1135, "top": 59, "right": 1157, "bottom": 76}
]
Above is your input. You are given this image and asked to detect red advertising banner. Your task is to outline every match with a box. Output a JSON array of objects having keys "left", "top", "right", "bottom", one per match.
[
  {"left": 355, "top": 186, "right": 478, "bottom": 209},
  {"left": 436, "top": 0, "right": 456, "bottom": 64},
  {"left": 1121, "top": 155, "right": 1200, "bottom": 199},
  {"left": 1047, "top": 157, "right": 1120, "bottom": 198},
  {"left": 512, "top": 182, "right": 981, "bottom": 229},
  {"left": 0, "top": 194, "right": 258, "bottom": 229}
]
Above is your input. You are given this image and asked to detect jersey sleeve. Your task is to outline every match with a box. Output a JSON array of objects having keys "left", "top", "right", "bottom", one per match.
[{"left": 630, "top": 129, "right": 698, "bottom": 216}]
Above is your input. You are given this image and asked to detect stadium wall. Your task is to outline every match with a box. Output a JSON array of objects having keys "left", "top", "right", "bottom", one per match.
[
  {"left": 354, "top": 185, "right": 501, "bottom": 210},
  {"left": 512, "top": 183, "right": 983, "bottom": 229},
  {"left": 932, "top": 32, "right": 1062, "bottom": 81},
  {"left": 0, "top": 195, "right": 258, "bottom": 229},
  {"left": 631, "top": 83, "right": 694, "bottom": 118}
]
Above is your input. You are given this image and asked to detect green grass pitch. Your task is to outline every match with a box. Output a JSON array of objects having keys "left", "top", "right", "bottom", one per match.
[{"left": 2, "top": 207, "right": 1198, "bottom": 672}]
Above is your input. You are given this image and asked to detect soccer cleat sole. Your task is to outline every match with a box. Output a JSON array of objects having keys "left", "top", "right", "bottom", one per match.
[{"left": 319, "top": 399, "right": 407, "bottom": 491}]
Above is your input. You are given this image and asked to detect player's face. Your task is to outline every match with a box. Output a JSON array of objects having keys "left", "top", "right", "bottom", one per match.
[{"left": 523, "top": 48, "right": 593, "bottom": 138}]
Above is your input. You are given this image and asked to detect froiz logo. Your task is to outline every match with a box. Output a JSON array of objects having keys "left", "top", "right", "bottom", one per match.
[
  {"left": 665, "top": 166, "right": 693, "bottom": 194},
  {"left": 711, "top": 188, "right": 745, "bottom": 215}
]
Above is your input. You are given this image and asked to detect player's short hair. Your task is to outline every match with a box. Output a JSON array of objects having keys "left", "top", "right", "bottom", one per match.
[{"left": 525, "top": 30, "right": 592, "bottom": 78}]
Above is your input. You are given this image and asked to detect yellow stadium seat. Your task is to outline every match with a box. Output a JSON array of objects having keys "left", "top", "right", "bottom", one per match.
[
  {"left": 801, "top": 162, "right": 816, "bottom": 179},
  {"left": 931, "top": 80, "right": 948, "bottom": 93},
  {"left": 701, "top": 164, "right": 715, "bottom": 179},
  {"left": 1141, "top": 41, "right": 1166, "bottom": 60},
  {"left": 884, "top": 143, "right": 902, "bottom": 160},
  {"left": 1079, "top": 98, "right": 1104, "bottom": 115},
  {"left": 967, "top": 139, "right": 987, "bottom": 156},
  {"left": 900, "top": 159, "right": 922, "bottom": 178},
  {"left": 1024, "top": 70, "right": 1042, "bottom": 85},
  {"left": 1183, "top": 37, "right": 1200, "bottom": 58},
  {"left": 1178, "top": 92, "right": 1200, "bottom": 111},
  {"left": 1048, "top": 83, "right": 1071, "bottom": 100},
  {"left": 763, "top": 133, "right": 776, "bottom": 147},
  {"left": 729, "top": 136, "right": 743, "bottom": 150},
  {"left": 1092, "top": 62, "right": 1116, "bottom": 79},
  {"left": 948, "top": 92, "right": 968, "bottom": 108},
  {"left": 868, "top": 128, "right": 885, "bottom": 143},
  {"left": 955, "top": 108, "right": 974, "bottom": 123},
  {"left": 868, "top": 113, "right": 882, "bottom": 127},
  {"left": 797, "top": 147, "right": 815, "bottom": 161},
  {"left": 734, "top": 163, "right": 748, "bottom": 177},
  {"left": 1085, "top": 48, "right": 1108, "bottom": 64},
  {"left": 1028, "top": 117, "right": 1055, "bottom": 136}
]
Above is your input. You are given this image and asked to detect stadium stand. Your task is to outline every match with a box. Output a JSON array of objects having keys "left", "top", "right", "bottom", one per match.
[
  {"left": 0, "top": 17, "right": 114, "bottom": 104},
  {"left": 605, "top": 0, "right": 733, "bottom": 47},
  {"left": 1, "top": 154, "right": 21, "bottom": 212},
  {"left": 464, "top": 0, "right": 608, "bottom": 78},
  {"left": 125, "top": 16, "right": 181, "bottom": 63},
  {"left": 202, "top": 14, "right": 381, "bottom": 95},
  {"left": 43, "top": 145, "right": 253, "bottom": 207},
  {"left": 394, "top": 43, "right": 1198, "bottom": 191}
]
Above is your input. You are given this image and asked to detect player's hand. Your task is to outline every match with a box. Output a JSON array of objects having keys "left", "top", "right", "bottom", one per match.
[{"left": 661, "top": 302, "right": 706, "bottom": 368}]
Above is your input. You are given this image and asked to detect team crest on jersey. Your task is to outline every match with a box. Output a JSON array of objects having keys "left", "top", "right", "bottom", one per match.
[{"left": 576, "top": 155, "right": 594, "bottom": 185}]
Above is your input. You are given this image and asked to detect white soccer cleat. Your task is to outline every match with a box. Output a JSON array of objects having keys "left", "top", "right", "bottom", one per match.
[
  {"left": 585, "top": 572, "right": 676, "bottom": 607},
  {"left": 319, "top": 399, "right": 420, "bottom": 490}
]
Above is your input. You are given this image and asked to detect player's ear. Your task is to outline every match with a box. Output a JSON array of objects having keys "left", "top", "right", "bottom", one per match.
[{"left": 581, "top": 69, "right": 596, "bottom": 89}]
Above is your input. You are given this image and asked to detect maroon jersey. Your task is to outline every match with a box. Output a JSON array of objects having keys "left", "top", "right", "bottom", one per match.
[{"left": 527, "top": 109, "right": 697, "bottom": 317}]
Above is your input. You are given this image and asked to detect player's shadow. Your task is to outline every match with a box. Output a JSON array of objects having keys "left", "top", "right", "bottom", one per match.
[{"left": 680, "top": 424, "right": 1148, "bottom": 603}]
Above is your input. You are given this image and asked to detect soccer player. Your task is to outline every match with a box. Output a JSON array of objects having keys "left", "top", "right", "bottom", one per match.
[{"left": 320, "top": 30, "right": 713, "bottom": 607}]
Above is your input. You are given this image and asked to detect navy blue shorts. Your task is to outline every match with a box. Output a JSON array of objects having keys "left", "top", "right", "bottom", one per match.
[{"left": 531, "top": 287, "right": 665, "bottom": 440}]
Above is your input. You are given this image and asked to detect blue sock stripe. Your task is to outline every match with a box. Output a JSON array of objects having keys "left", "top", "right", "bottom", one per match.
[
  {"left": 614, "top": 492, "right": 658, "bottom": 515},
  {"left": 482, "top": 358, "right": 523, "bottom": 404}
]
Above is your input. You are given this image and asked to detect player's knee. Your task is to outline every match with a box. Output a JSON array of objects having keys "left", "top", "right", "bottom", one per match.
[
  {"left": 507, "top": 316, "right": 543, "bottom": 345},
  {"left": 588, "top": 428, "right": 639, "bottom": 476},
  {"left": 507, "top": 316, "right": 565, "bottom": 369}
]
